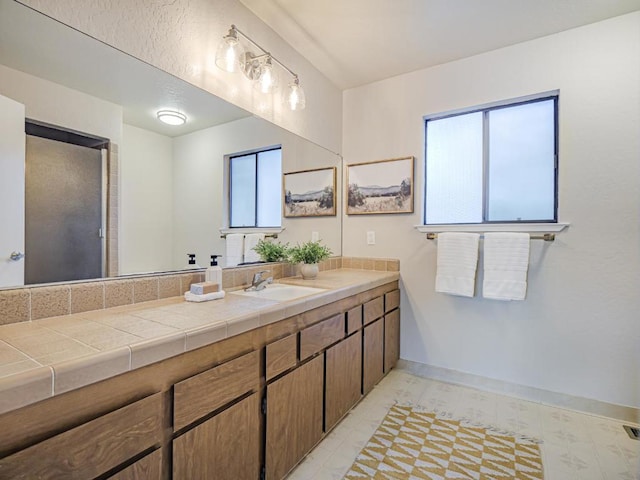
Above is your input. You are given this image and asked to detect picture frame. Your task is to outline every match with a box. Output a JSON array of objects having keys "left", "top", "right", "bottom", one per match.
[
  {"left": 346, "top": 156, "right": 414, "bottom": 215},
  {"left": 283, "top": 167, "right": 337, "bottom": 217}
]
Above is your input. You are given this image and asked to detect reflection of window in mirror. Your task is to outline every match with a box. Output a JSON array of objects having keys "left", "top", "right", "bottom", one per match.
[{"left": 229, "top": 147, "right": 282, "bottom": 227}]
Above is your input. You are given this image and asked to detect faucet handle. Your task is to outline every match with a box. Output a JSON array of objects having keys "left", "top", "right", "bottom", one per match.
[{"left": 252, "top": 270, "right": 270, "bottom": 283}]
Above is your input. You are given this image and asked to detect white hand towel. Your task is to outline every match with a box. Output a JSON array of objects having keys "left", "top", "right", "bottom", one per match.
[
  {"left": 435, "top": 232, "right": 480, "bottom": 297},
  {"left": 244, "top": 233, "right": 265, "bottom": 263},
  {"left": 225, "top": 233, "right": 245, "bottom": 267},
  {"left": 483, "top": 232, "right": 530, "bottom": 301}
]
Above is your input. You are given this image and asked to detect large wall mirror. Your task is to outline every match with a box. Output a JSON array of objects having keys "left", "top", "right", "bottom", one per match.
[{"left": 0, "top": 0, "right": 342, "bottom": 289}]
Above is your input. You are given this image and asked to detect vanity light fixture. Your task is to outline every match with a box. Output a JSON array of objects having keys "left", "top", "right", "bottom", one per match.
[
  {"left": 157, "top": 110, "right": 187, "bottom": 126},
  {"left": 215, "top": 25, "right": 306, "bottom": 110}
]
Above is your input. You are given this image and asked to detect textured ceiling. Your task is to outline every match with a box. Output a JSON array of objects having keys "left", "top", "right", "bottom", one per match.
[
  {"left": 239, "top": 0, "right": 640, "bottom": 89},
  {"left": 0, "top": 0, "right": 250, "bottom": 137}
]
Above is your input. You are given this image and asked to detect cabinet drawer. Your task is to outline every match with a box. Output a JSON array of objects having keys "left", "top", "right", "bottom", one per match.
[
  {"left": 300, "top": 314, "right": 344, "bottom": 361},
  {"left": 174, "top": 350, "right": 259, "bottom": 431},
  {"left": 266, "top": 334, "right": 297, "bottom": 381},
  {"left": 385, "top": 289, "right": 400, "bottom": 312},
  {"left": 363, "top": 296, "right": 384, "bottom": 325},
  {"left": 0, "top": 393, "right": 163, "bottom": 479},
  {"left": 346, "top": 305, "right": 362, "bottom": 335}
]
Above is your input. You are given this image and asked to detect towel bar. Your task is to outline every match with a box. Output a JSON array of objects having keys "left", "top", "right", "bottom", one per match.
[
  {"left": 220, "top": 233, "right": 279, "bottom": 239},
  {"left": 426, "top": 232, "right": 555, "bottom": 241}
]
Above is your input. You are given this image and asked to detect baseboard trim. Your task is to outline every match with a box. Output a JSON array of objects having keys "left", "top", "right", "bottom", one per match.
[{"left": 397, "top": 359, "right": 640, "bottom": 424}]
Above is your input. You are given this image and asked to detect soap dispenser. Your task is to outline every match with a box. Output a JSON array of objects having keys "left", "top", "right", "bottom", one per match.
[
  {"left": 206, "top": 255, "right": 222, "bottom": 284},
  {"left": 186, "top": 253, "right": 201, "bottom": 269}
]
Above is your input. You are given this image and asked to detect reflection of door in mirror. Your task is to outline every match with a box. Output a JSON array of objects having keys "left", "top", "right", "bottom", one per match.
[
  {"left": 0, "top": 93, "right": 25, "bottom": 288},
  {"left": 24, "top": 123, "right": 107, "bottom": 285}
]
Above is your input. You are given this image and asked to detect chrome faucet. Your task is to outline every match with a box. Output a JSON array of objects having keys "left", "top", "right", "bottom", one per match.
[{"left": 245, "top": 270, "right": 273, "bottom": 291}]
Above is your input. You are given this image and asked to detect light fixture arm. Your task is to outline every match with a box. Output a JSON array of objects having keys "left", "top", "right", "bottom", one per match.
[{"left": 230, "top": 24, "right": 298, "bottom": 79}]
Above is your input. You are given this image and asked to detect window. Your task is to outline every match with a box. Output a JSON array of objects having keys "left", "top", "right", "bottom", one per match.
[
  {"left": 229, "top": 147, "right": 282, "bottom": 228},
  {"left": 424, "top": 95, "right": 557, "bottom": 225}
]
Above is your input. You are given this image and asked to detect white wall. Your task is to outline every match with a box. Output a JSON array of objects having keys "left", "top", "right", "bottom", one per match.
[
  {"left": 172, "top": 116, "right": 341, "bottom": 269},
  {"left": 0, "top": 64, "right": 122, "bottom": 143},
  {"left": 342, "top": 13, "right": 640, "bottom": 408},
  {"left": 120, "top": 124, "right": 174, "bottom": 274},
  {"left": 20, "top": 0, "right": 342, "bottom": 154}
]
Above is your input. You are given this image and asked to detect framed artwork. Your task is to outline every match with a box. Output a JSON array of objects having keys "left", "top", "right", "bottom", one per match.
[
  {"left": 346, "top": 156, "right": 414, "bottom": 215},
  {"left": 283, "top": 167, "right": 337, "bottom": 217}
]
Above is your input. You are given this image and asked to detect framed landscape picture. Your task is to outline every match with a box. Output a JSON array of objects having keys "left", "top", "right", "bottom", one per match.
[
  {"left": 346, "top": 156, "right": 414, "bottom": 215},
  {"left": 283, "top": 167, "right": 337, "bottom": 217}
]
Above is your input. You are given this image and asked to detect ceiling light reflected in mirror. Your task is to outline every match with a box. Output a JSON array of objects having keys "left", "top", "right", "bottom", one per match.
[{"left": 157, "top": 110, "right": 187, "bottom": 126}]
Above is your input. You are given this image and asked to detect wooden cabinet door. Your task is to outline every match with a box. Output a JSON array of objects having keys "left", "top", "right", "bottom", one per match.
[
  {"left": 384, "top": 309, "right": 400, "bottom": 373},
  {"left": 173, "top": 393, "right": 261, "bottom": 480},
  {"left": 107, "top": 449, "right": 162, "bottom": 480},
  {"left": 266, "top": 355, "right": 324, "bottom": 480},
  {"left": 325, "top": 333, "right": 362, "bottom": 431},
  {"left": 363, "top": 318, "right": 384, "bottom": 394}
]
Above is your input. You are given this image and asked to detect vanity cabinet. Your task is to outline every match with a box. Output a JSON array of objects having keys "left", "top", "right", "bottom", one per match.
[
  {"left": 0, "top": 279, "right": 400, "bottom": 480},
  {"left": 266, "top": 355, "right": 324, "bottom": 480}
]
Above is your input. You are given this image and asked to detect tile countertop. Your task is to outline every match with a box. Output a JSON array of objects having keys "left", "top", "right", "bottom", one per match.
[{"left": 0, "top": 269, "right": 399, "bottom": 415}]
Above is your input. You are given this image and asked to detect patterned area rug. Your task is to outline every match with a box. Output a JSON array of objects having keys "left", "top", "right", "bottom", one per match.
[{"left": 344, "top": 404, "right": 544, "bottom": 479}]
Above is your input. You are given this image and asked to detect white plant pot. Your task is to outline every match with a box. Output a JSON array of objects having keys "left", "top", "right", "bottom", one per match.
[{"left": 300, "top": 263, "right": 319, "bottom": 280}]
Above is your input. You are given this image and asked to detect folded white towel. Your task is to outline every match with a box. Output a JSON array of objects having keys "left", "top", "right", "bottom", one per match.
[
  {"left": 483, "top": 232, "right": 530, "bottom": 301},
  {"left": 184, "top": 290, "right": 226, "bottom": 302},
  {"left": 435, "top": 232, "right": 480, "bottom": 297},
  {"left": 225, "top": 234, "right": 245, "bottom": 267},
  {"left": 244, "top": 233, "right": 265, "bottom": 263}
]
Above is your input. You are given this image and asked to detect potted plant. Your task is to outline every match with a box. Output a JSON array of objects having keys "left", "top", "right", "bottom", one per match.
[
  {"left": 252, "top": 239, "right": 289, "bottom": 263},
  {"left": 287, "top": 240, "right": 332, "bottom": 280}
]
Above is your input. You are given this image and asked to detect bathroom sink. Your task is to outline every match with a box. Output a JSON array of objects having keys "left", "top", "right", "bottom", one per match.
[{"left": 231, "top": 283, "right": 327, "bottom": 302}]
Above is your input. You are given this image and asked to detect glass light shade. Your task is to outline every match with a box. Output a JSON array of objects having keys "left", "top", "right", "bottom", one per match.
[
  {"left": 156, "top": 110, "right": 186, "bottom": 125},
  {"left": 215, "top": 31, "right": 244, "bottom": 73},
  {"left": 253, "top": 58, "right": 277, "bottom": 94},
  {"left": 286, "top": 80, "right": 306, "bottom": 110}
]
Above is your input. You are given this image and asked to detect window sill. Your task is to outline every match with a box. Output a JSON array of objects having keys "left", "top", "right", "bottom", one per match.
[
  {"left": 415, "top": 223, "right": 570, "bottom": 234},
  {"left": 220, "top": 227, "right": 285, "bottom": 238}
]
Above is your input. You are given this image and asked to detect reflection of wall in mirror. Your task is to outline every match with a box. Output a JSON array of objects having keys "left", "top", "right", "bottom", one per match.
[{"left": 119, "top": 116, "right": 342, "bottom": 273}]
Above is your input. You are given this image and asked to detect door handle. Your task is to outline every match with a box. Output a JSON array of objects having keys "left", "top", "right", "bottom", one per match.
[{"left": 9, "top": 251, "right": 25, "bottom": 261}]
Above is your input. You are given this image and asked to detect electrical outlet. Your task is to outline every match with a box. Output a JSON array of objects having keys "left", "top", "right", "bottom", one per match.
[
  {"left": 367, "top": 231, "right": 375, "bottom": 245},
  {"left": 311, "top": 231, "right": 319, "bottom": 242}
]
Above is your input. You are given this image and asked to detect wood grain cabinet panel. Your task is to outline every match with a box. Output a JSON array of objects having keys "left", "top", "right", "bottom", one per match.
[
  {"left": 384, "top": 289, "right": 400, "bottom": 313},
  {"left": 266, "top": 355, "right": 324, "bottom": 480},
  {"left": 0, "top": 393, "right": 163, "bottom": 480},
  {"left": 363, "top": 318, "right": 384, "bottom": 394},
  {"left": 173, "top": 350, "right": 259, "bottom": 431},
  {"left": 173, "top": 393, "right": 261, "bottom": 480},
  {"left": 266, "top": 334, "right": 297, "bottom": 381},
  {"left": 363, "top": 296, "right": 384, "bottom": 326},
  {"left": 346, "top": 305, "right": 362, "bottom": 335},
  {"left": 299, "top": 313, "right": 344, "bottom": 361},
  {"left": 107, "top": 449, "right": 162, "bottom": 480},
  {"left": 325, "top": 333, "right": 362, "bottom": 431},
  {"left": 384, "top": 309, "right": 400, "bottom": 373}
]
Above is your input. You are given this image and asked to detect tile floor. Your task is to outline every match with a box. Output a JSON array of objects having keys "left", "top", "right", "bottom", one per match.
[{"left": 287, "top": 368, "right": 640, "bottom": 480}]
